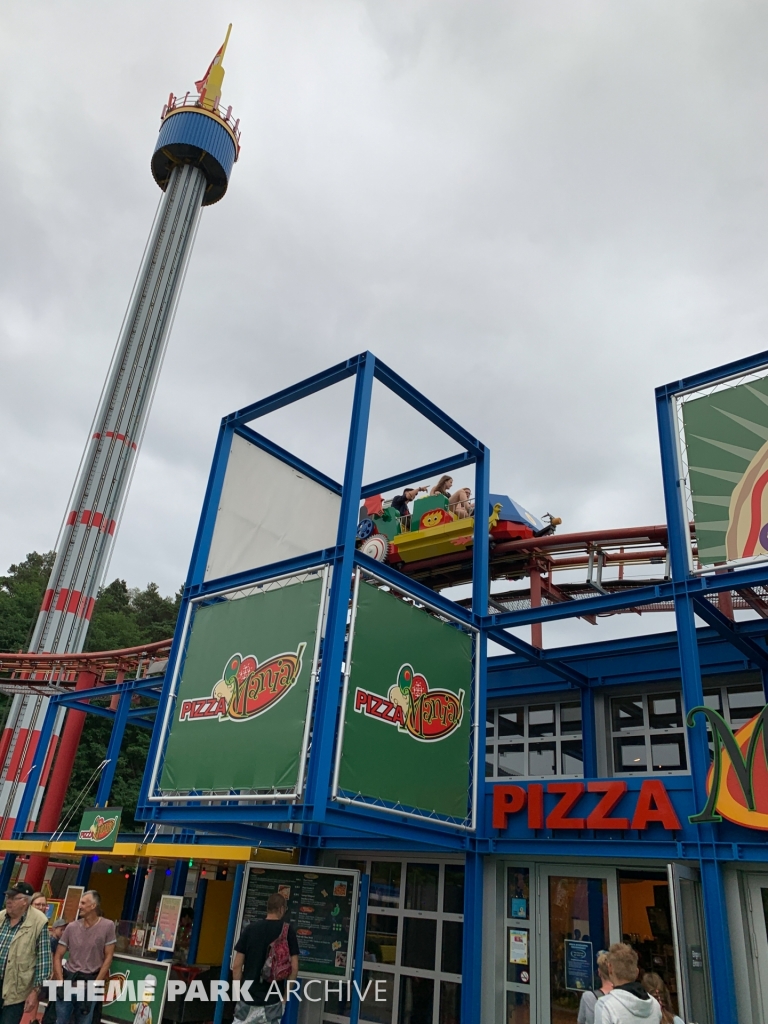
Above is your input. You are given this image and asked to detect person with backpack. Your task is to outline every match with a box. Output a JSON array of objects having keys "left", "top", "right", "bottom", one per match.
[
  {"left": 578, "top": 951, "right": 613, "bottom": 1024},
  {"left": 232, "top": 893, "right": 299, "bottom": 1023}
]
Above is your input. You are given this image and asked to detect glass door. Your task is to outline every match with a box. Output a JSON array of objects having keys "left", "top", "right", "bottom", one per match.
[
  {"left": 746, "top": 874, "right": 768, "bottom": 1024},
  {"left": 539, "top": 866, "right": 621, "bottom": 1024},
  {"left": 668, "top": 863, "right": 714, "bottom": 1024}
]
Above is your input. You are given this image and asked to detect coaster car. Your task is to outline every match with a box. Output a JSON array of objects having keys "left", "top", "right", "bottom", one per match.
[{"left": 357, "top": 492, "right": 558, "bottom": 565}]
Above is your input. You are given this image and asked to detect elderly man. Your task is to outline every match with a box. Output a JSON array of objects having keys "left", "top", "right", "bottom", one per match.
[
  {"left": 0, "top": 879, "right": 52, "bottom": 1024},
  {"left": 53, "top": 891, "right": 115, "bottom": 1024}
]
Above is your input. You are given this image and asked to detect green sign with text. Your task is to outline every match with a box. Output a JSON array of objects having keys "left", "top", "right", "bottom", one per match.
[
  {"left": 74, "top": 807, "right": 122, "bottom": 851},
  {"left": 160, "top": 577, "right": 323, "bottom": 794},
  {"left": 337, "top": 582, "right": 473, "bottom": 820}
]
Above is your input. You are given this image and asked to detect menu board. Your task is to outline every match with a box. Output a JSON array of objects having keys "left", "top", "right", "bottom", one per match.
[{"left": 236, "top": 863, "right": 360, "bottom": 980}]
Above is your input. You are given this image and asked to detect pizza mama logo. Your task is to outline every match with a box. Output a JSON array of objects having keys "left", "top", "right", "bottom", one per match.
[
  {"left": 79, "top": 814, "right": 119, "bottom": 843},
  {"left": 688, "top": 704, "right": 768, "bottom": 829},
  {"left": 354, "top": 663, "right": 464, "bottom": 742},
  {"left": 179, "top": 643, "right": 306, "bottom": 723}
]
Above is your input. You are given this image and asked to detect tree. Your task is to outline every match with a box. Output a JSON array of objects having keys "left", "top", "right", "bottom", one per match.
[{"left": 0, "top": 553, "right": 180, "bottom": 830}]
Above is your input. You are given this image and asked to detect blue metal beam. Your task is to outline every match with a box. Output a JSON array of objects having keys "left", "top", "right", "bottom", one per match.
[
  {"left": 352, "top": 550, "right": 475, "bottom": 628},
  {"left": 227, "top": 355, "right": 362, "bottom": 426},
  {"left": 361, "top": 451, "right": 475, "bottom": 500},
  {"left": 487, "top": 627, "right": 589, "bottom": 689},
  {"left": 234, "top": 424, "right": 342, "bottom": 495},
  {"left": 656, "top": 347, "right": 768, "bottom": 398},
  {"left": 186, "top": 547, "right": 340, "bottom": 600},
  {"left": 373, "top": 358, "right": 484, "bottom": 454},
  {"left": 691, "top": 595, "right": 768, "bottom": 672}
]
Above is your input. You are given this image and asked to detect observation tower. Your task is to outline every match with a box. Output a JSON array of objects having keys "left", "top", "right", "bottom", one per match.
[{"left": 0, "top": 29, "right": 240, "bottom": 843}]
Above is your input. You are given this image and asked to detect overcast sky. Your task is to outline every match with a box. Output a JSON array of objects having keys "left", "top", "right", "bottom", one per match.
[{"left": 1, "top": 2, "right": 767, "bottom": 645}]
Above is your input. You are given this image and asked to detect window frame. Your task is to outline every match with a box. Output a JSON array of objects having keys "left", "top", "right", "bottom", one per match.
[{"left": 485, "top": 696, "right": 584, "bottom": 781}]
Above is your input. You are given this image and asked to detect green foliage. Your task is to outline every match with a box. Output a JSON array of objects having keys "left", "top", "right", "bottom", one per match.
[
  {"left": 0, "top": 552, "right": 180, "bottom": 832},
  {"left": 0, "top": 551, "right": 56, "bottom": 653}
]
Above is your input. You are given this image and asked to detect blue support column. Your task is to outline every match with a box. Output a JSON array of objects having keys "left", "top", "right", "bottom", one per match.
[
  {"left": 212, "top": 863, "right": 244, "bottom": 1024},
  {"left": 0, "top": 854, "right": 17, "bottom": 895},
  {"left": 581, "top": 687, "right": 598, "bottom": 778},
  {"left": 187, "top": 876, "right": 207, "bottom": 965},
  {"left": 348, "top": 873, "right": 370, "bottom": 1024},
  {"left": 126, "top": 863, "right": 148, "bottom": 922},
  {"left": 460, "top": 852, "right": 484, "bottom": 1024},
  {"left": 170, "top": 859, "right": 189, "bottom": 897},
  {"left": 304, "top": 354, "right": 375, "bottom": 820},
  {"left": 76, "top": 856, "right": 93, "bottom": 888},
  {"left": 93, "top": 690, "right": 133, "bottom": 808},
  {"left": 656, "top": 387, "right": 735, "bottom": 1023}
]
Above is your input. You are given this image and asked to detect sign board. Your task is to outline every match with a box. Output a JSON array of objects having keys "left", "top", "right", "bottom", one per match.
[
  {"left": 62, "top": 887, "right": 84, "bottom": 923},
  {"left": 508, "top": 928, "right": 528, "bottom": 965},
  {"left": 159, "top": 575, "right": 324, "bottom": 795},
  {"left": 680, "top": 376, "right": 768, "bottom": 566},
  {"left": 148, "top": 895, "right": 183, "bottom": 953},
  {"left": 75, "top": 807, "right": 122, "bottom": 851},
  {"left": 101, "top": 954, "right": 171, "bottom": 1024},
  {"left": 335, "top": 582, "right": 473, "bottom": 823},
  {"left": 235, "top": 862, "right": 359, "bottom": 980},
  {"left": 564, "top": 939, "right": 594, "bottom": 991}
]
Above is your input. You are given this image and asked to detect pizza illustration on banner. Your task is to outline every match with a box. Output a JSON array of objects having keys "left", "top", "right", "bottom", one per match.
[
  {"left": 354, "top": 662, "right": 464, "bottom": 742},
  {"left": 178, "top": 643, "right": 306, "bottom": 723},
  {"left": 78, "top": 815, "right": 119, "bottom": 844}
]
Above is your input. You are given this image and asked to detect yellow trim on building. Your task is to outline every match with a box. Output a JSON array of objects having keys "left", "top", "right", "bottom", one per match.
[{"left": 0, "top": 841, "right": 297, "bottom": 863}]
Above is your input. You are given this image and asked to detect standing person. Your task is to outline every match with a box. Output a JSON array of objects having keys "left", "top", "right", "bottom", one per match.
[
  {"left": 578, "top": 951, "right": 613, "bottom": 1024},
  {"left": 594, "top": 944, "right": 661, "bottom": 1024},
  {"left": 31, "top": 895, "right": 49, "bottom": 918},
  {"left": 232, "top": 893, "right": 299, "bottom": 1022},
  {"left": 53, "top": 891, "right": 115, "bottom": 1024},
  {"left": 430, "top": 475, "right": 453, "bottom": 499},
  {"left": 0, "top": 880, "right": 52, "bottom": 1024},
  {"left": 640, "top": 973, "right": 684, "bottom": 1024},
  {"left": 41, "top": 920, "right": 67, "bottom": 1024}
]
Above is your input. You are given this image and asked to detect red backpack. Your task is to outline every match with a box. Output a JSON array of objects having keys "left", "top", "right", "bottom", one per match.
[{"left": 261, "top": 923, "right": 292, "bottom": 983}]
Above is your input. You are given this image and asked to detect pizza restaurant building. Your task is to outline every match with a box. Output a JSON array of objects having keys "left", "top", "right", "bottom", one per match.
[{"left": 84, "top": 351, "right": 768, "bottom": 1024}]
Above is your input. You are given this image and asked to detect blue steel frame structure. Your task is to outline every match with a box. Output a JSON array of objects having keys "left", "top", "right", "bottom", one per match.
[{"left": 14, "top": 349, "right": 768, "bottom": 1022}]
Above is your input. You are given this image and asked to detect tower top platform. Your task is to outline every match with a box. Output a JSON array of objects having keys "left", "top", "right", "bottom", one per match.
[{"left": 151, "top": 27, "right": 240, "bottom": 206}]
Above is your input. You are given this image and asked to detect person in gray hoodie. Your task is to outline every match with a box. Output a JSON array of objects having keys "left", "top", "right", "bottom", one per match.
[{"left": 594, "top": 944, "right": 662, "bottom": 1024}]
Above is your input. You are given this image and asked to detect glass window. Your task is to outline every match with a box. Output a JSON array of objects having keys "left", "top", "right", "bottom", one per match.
[
  {"left": 361, "top": 970, "right": 394, "bottom": 1024},
  {"left": 440, "top": 981, "right": 461, "bottom": 1024},
  {"left": 560, "top": 701, "right": 582, "bottom": 734},
  {"left": 486, "top": 709, "right": 495, "bottom": 737},
  {"left": 703, "top": 689, "right": 721, "bottom": 712},
  {"left": 561, "top": 739, "right": 584, "bottom": 775},
  {"left": 370, "top": 862, "right": 401, "bottom": 908},
  {"left": 487, "top": 699, "right": 584, "bottom": 779},
  {"left": 612, "top": 696, "right": 644, "bottom": 731},
  {"left": 651, "top": 736, "right": 687, "bottom": 771},
  {"left": 498, "top": 744, "right": 525, "bottom": 777},
  {"left": 499, "top": 708, "right": 524, "bottom": 736},
  {"left": 507, "top": 867, "right": 530, "bottom": 920},
  {"left": 528, "top": 704, "right": 555, "bottom": 737},
  {"left": 649, "top": 693, "right": 683, "bottom": 730},
  {"left": 615, "top": 737, "right": 647, "bottom": 772},
  {"left": 401, "top": 917, "right": 437, "bottom": 970},
  {"left": 726, "top": 685, "right": 764, "bottom": 727},
  {"left": 441, "top": 920, "right": 463, "bottom": 975},
  {"left": 528, "top": 742, "right": 556, "bottom": 776},
  {"left": 443, "top": 864, "right": 465, "bottom": 915},
  {"left": 366, "top": 914, "right": 398, "bottom": 965},
  {"left": 405, "top": 863, "right": 439, "bottom": 912},
  {"left": 507, "top": 991, "right": 530, "bottom": 1024},
  {"left": 399, "top": 975, "right": 434, "bottom": 1024},
  {"left": 610, "top": 690, "right": 689, "bottom": 776}
]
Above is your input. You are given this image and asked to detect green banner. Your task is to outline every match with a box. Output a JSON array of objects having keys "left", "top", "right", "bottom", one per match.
[
  {"left": 160, "top": 577, "right": 322, "bottom": 793},
  {"left": 101, "top": 954, "right": 170, "bottom": 1024},
  {"left": 337, "top": 582, "right": 473, "bottom": 820},
  {"left": 682, "top": 377, "right": 768, "bottom": 564},
  {"left": 74, "top": 807, "right": 122, "bottom": 851}
]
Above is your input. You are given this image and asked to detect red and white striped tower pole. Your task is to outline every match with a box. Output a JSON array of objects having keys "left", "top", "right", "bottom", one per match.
[{"left": 0, "top": 30, "right": 240, "bottom": 857}]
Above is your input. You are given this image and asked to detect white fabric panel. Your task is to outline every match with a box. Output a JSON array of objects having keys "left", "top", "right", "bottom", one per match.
[{"left": 205, "top": 433, "right": 341, "bottom": 582}]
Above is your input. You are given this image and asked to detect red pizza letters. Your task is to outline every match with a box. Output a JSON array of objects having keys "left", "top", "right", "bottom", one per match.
[{"left": 491, "top": 779, "right": 681, "bottom": 832}]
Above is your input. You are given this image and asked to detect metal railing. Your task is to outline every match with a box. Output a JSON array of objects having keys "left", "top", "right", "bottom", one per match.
[{"left": 161, "top": 92, "right": 241, "bottom": 149}]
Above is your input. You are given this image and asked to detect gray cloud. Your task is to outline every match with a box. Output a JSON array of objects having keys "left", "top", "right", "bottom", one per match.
[{"left": 1, "top": 2, "right": 766, "bottom": 647}]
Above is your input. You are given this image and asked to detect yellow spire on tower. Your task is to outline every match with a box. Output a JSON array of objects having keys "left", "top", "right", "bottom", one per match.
[{"left": 195, "top": 25, "right": 232, "bottom": 111}]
